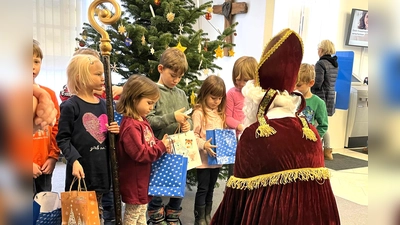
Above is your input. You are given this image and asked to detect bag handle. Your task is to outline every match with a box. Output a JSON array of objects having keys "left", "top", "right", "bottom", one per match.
[
  {"left": 174, "top": 124, "right": 181, "bottom": 134},
  {"left": 69, "top": 177, "right": 88, "bottom": 192},
  {"left": 167, "top": 136, "right": 177, "bottom": 155}
]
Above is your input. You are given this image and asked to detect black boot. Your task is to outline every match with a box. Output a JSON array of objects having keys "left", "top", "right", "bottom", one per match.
[
  {"left": 194, "top": 205, "right": 206, "bottom": 225},
  {"left": 147, "top": 207, "right": 168, "bottom": 225},
  {"left": 165, "top": 206, "right": 182, "bottom": 225},
  {"left": 205, "top": 202, "right": 212, "bottom": 225}
]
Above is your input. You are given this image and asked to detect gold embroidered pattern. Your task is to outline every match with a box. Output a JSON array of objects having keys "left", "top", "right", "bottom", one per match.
[{"left": 256, "top": 89, "right": 277, "bottom": 138}]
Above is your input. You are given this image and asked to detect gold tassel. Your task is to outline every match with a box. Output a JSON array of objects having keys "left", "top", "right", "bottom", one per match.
[
  {"left": 256, "top": 124, "right": 277, "bottom": 138},
  {"left": 302, "top": 127, "right": 317, "bottom": 141}
]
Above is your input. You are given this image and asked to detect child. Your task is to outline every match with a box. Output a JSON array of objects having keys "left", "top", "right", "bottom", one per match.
[
  {"left": 59, "top": 47, "right": 118, "bottom": 224},
  {"left": 192, "top": 75, "right": 226, "bottom": 225},
  {"left": 33, "top": 40, "right": 60, "bottom": 194},
  {"left": 116, "top": 75, "right": 170, "bottom": 225},
  {"left": 296, "top": 63, "right": 328, "bottom": 143},
  {"left": 146, "top": 47, "right": 191, "bottom": 225},
  {"left": 225, "top": 56, "right": 258, "bottom": 179},
  {"left": 56, "top": 54, "right": 120, "bottom": 222}
]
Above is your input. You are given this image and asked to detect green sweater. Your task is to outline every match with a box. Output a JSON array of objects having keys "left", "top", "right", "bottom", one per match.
[
  {"left": 302, "top": 94, "right": 328, "bottom": 138},
  {"left": 146, "top": 84, "right": 192, "bottom": 139}
]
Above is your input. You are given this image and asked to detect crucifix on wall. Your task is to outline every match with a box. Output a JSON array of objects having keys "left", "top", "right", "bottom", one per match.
[{"left": 213, "top": 0, "right": 248, "bottom": 56}]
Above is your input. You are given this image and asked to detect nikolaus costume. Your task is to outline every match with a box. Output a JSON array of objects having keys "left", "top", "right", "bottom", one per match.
[{"left": 210, "top": 29, "right": 340, "bottom": 225}]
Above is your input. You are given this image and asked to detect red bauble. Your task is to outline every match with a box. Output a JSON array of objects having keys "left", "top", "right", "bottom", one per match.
[
  {"left": 205, "top": 12, "right": 212, "bottom": 20},
  {"left": 79, "top": 40, "right": 86, "bottom": 47},
  {"left": 154, "top": 0, "right": 161, "bottom": 6},
  {"left": 234, "top": 32, "right": 237, "bottom": 36}
]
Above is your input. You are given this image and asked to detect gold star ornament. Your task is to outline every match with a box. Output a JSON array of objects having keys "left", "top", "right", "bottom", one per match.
[
  {"left": 228, "top": 48, "right": 235, "bottom": 57},
  {"left": 175, "top": 41, "right": 187, "bottom": 52},
  {"left": 215, "top": 45, "right": 223, "bottom": 58}
]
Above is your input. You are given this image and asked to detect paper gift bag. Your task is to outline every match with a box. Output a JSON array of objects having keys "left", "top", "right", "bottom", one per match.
[
  {"left": 168, "top": 131, "right": 202, "bottom": 170},
  {"left": 33, "top": 192, "right": 62, "bottom": 225},
  {"left": 61, "top": 178, "right": 100, "bottom": 225},
  {"left": 206, "top": 129, "right": 237, "bottom": 165},
  {"left": 148, "top": 153, "right": 188, "bottom": 197}
]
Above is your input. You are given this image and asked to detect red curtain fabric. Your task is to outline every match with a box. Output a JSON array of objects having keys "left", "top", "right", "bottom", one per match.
[{"left": 211, "top": 117, "right": 340, "bottom": 225}]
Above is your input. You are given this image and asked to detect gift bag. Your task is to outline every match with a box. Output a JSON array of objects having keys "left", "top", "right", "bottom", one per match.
[
  {"left": 206, "top": 129, "right": 237, "bottom": 165},
  {"left": 33, "top": 192, "right": 62, "bottom": 225},
  {"left": 168, "top": 131, "right": 202, "bottom": 170},
  {"left": 113, "top": 100, "right": 123, "bottom": 125},
  {"left": 148, "top": 152, "right": 188, "bottom": 197},
  {"left": 61, "top": 178, "right": 100, "bottom": 225}
]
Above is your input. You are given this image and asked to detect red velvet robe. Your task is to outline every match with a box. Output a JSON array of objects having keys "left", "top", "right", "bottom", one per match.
[{"left": 211, "top": 117, "right": 340, "bottom": 225}]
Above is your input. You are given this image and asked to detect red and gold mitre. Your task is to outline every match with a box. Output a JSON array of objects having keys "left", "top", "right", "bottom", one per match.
[{"left": 254, "top": 28, "right": 316, "bottom": 141}]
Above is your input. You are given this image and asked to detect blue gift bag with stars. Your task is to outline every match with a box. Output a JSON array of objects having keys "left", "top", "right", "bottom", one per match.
[
  {"left": 206, "top": 129, "right": 237, "bottom": 165},
  {"left": 33, "top": 192, "right": 62, "bottom": 225},
  {"left": 113, "top": 101, "right": 123, "bottom": 125},
  {"left": 148, "top": 153, "right": 188, "bottom": 197}
]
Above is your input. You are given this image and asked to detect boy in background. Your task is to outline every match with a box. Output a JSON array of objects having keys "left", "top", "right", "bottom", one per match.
[
  {"left": 33, "top": 39, "right": 60, "bottom": 194},
  {"left": 296, "top": 63, "right": 328, "bottom": 147},
  {"left": 146, "top": 47, "right": 192, "bottom": 225}
]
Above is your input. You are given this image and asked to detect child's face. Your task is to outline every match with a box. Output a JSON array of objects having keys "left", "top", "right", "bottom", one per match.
[
  {"left": 295, "top": 81, "right": 312, "bottom": 95},
  {"left": 136, "top": 97, "right": 158, "bottom": 117},
  {"left": 33, "top": 54, "right": 42, "bottom": 83},
  {"left": 235, "top": 78, "right": 249, "bottom": 90},
  {"left": 89, "top": 60, "right": 105, "bottom": 92},
  {"left": 158, "top": 64, "right": 184, "bottom": 88},
  {"left": 206, "top": 94, "right": 223, "bottom": 110}
]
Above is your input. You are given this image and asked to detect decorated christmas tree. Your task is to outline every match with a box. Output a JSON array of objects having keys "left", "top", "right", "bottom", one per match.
[{"left": 77, "top": 0, "right": 237, "bottom": 97}]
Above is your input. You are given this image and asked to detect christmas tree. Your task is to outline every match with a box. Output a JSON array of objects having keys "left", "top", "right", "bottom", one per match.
[{"left": 77, "top": 0, "right": 237, "bottom": 96}]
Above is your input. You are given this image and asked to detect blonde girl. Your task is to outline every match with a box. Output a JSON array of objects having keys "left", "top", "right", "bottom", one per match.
[{"left": 56, "top": 54, "right": 120, "bottom": 222}]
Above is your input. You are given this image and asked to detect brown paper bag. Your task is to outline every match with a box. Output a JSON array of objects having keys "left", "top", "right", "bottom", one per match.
[{"left": 61, "top": 178, "right": 100, "bottom": 225}]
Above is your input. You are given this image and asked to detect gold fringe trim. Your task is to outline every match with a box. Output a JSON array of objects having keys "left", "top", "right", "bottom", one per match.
[
  {"left": 256, "top": 89, "right": 277, "bottom": 138},
  {"left": 227, "top": 167, "right": 330, "bottom": 190},
  {"left": 299, "top": 116, "right": 317, "bottom": 141}
]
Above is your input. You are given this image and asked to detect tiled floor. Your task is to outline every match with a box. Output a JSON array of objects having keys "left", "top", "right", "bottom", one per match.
[{"left": 52, "top": 147, "right": 368, "bottom": 224}]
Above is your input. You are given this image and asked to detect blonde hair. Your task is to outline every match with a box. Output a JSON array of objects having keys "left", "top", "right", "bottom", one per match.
[
  {"left": 195, "top": 75, "right": 226, "bottom": 125},
  {"left": 74, "top": 48, "right": 100, "bottom": 58},
  {"left": 33, "top": 39, "right": 43, "bottom": 59},
  {"left": 297, "top": 63, "right": 315, "bottom": 84},
  {"left": 66, "top": 54, "right": 102, "bottom": 95},
  {"left": 318, "top": 40, "right": 336, "bottom": 55},
  {"left": 232, "top": 56, "right": 258, "bottom": 85},
  {"left": 116, "top": 75, "right": 160, "bottom": 120},
  {"left": 159, "top": 47, "right": 188, "bottom": 75}
]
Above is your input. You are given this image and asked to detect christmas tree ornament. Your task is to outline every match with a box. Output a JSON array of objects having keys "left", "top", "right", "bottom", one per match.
[
  {"left": 214, "top": 45, "right": 223, "bottom": 58},
  {"left": 166, "top": 12, "right": 175, "bottom": 22},
  {"left": 198, "top": 42, "right": 201, "bottom": 52},
  {"left": 154, "top": 0, "right": 161, "bottom": 6},
  {"left": 178, "top": 23, "right": 184, "bottom": 35},
  {"left": 79, "top": 40, "right": 86, "bottom": 47},
  {"left": 190, "top": 90, "right": 196, "bottom": 106},
  {"left": 228, "top": 49, "right": 235, "bottom": 57},
  {"left": 149, "top": 5, "right": 155, "bottom": 17},
  {"left": 125, "top": 37, "right": 132, "bottom": 46},
  {"left": 115, "top": 50, "right": 122, "bottom": 55},
  {"left": 111, "top": 62, "right": 120, "bottom": 73},
  {"left": 234, "top": 32, "right": 237, "bottom": 36},
  {"left": 118, "top": 24, "right": 126, "bottom": 34},
  {"left": 198, "top": 58, "right": 203, "bottom": 69},
  {"left": 203, "top": 68, "right": 209, "bottom": 75},
  {"left": 207, "top": 7, "right": 213, "bottom": 13},
  {"left": 205, "top": 12, "right": 212, "bottom": 20},
  {"left": 81, "top": 30, "right": 88, "bottom": 40},
  {"left": 175, "top": 41, "right": 187, "bottom": 52},
  {"left": 150, "top": 47, "right": 155, "bottom": 55},
  {"left": 141, "top": 35, "right": 146, "bottom": 45}
]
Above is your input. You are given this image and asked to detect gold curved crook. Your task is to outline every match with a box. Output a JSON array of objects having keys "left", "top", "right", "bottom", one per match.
[{"left": 88, "top": 0, "right": 121, "bottom": 56}]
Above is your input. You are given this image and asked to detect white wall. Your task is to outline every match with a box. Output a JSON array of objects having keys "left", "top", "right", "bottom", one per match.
[{"left": 196, "top": 0, "right": 267, "bottom": 90}]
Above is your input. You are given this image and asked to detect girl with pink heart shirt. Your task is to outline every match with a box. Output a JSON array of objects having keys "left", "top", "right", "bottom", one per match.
[{"left": 56, "top": 54, "right": 120, "bottom": 221}]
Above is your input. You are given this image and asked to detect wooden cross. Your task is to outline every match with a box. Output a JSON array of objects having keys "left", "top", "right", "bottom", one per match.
[{"left": 213, "top": 0, "right": 248, "bottom": 56}]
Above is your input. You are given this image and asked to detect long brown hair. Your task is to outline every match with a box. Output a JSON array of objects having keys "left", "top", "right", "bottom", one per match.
[
  {"left": 116, "top": 75, "right": 160, "bottom": 120},
  {"left": 195, "top": 75, "right": 226, "bottom": 126}
]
